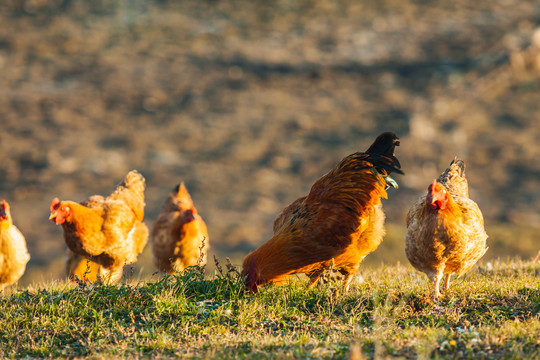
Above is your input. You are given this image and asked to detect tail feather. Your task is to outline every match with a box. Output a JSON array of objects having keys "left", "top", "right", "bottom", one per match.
[
  {"left": 438, "top": 158, "right": 468, "bottom": 198},
  {"left": 451, "top": 158, "right": 465, "bottom": 176},
  {"left": 108, "top": 170, "right": 146, "bottom": 221}
]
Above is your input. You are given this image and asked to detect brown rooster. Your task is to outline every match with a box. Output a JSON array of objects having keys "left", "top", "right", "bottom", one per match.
[
  {"left": 242, "top": 132, "right": 403, "bottom": 292},
  {"left": 405, "top": 159, "right": 488, "bottom": 300},
  {"left": 0, "top": 200, "right": 30, "bottom": 291},
  {"left": 50, "top": 170, "right": 149, "bottom": 283},
  {"left": 151, "top": 182, "right": 209, "bottom": 274}
]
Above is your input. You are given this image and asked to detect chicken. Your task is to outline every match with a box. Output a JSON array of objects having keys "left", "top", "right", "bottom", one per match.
[
  {"left": 151, "top": 182, "right": 209, "bottom": 274},
  {"left": 242, "top": 132, "right": 403, "bottom": 292},
  {"left": 0, "top": 200, "right": 30, "bottom": 291},
  {"left": 405, "top": 159, "right": 488, "bottom": 300},
  {"left": 63, "top": 195, "right": 123, "bottom": 283},
  {"left": 50, "top": 170, "right": 149, "bottom": 283}
]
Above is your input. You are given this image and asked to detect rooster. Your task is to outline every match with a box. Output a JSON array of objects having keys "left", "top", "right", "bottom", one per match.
[
  {"left": 405, "top": 159, "right": 488, "bottom": 300},
  {"left": 151, "top": 182, "right": 209, "bottom": 274},
  {"left": 0, "top": 200, "right": 30, "bottom": 291},
  {"left": 50, "top": 170, "right": 149, "bottom": 283},
  {"left": 242, "top": 132, "right": 403, "bottom": 292}
]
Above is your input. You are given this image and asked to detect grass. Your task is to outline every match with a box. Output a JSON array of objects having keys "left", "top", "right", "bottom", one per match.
[{"left": 1, "top": 257, "right": 538, "bottom": 359}]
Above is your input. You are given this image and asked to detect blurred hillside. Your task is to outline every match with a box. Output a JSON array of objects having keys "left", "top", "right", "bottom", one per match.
[{"left": 0, "top": 0, "right": 539, "bottom": 285}]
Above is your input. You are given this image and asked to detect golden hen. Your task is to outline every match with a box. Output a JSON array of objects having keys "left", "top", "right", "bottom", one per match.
[
  {"left": 405, "top": 159, "right": 488, "bottom": 300},
  {"left": 151, "top": 182, "right": 209, "bottom": 274},
  {"left": 50, "top": 170, "right": 149, "bottom": 283},
  {"left": 0, "top": 200, "right": 30, "bottom": 291},
  {"left": 242, "top": 132, "right": 403, "bottom": 292}
]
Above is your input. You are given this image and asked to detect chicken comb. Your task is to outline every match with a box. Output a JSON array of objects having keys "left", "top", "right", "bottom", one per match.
[
  {"left": 0, "top": 199, "right": 8, "bottom": 215},
  {"left": 51, "top": 198, "right": 61, "bottom": 211}
]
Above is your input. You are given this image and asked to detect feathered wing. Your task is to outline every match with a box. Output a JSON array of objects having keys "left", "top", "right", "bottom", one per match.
[
  {"left": 243, "top": 152, "right": 400, "bottom": 289},
  {"left": 272, "top": 196, "right": 306, "bottom": 233},
  {"left": 442, "top": 196, "right": 488, "bottom": 275},
  {"left": 107, "top": 170, "right": 146, "bottom": 221}
]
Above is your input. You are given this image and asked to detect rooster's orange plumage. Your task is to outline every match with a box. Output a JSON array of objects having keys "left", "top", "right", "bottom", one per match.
[
  {"left": 405, "top": 159, "right": 488, "bottom": 300},
  {"left": 50, "top": 170, "right": 149, "bottom": 283},
  {"left": 242, "top": 132, "right": 403, "bottom": 292}
]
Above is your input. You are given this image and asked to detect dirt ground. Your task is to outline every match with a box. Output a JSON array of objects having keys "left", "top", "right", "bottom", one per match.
[{"left": 1, "top": 0, "right": 539, "bottom": 284}]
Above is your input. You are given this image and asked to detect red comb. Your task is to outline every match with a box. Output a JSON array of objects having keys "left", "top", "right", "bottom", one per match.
[
  {"left": 0, "top": 200, "right": 8, "bottom": 218},
  {"left": 51, "top": 198, "right": 61, "bottom": 211}
]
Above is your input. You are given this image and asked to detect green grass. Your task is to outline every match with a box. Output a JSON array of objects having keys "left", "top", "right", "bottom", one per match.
[{"left": 1, "top": 258, "right": 539, "bottom": 359}]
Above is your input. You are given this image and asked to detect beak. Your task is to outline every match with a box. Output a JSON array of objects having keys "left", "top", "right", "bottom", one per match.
[{"left": 49, "top": 213, "right": 55, "bottom": 220}]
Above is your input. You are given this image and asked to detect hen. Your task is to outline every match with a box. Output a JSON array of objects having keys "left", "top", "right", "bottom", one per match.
[
  {"left": 50, "top": 170, "right": 149, "bottom": 283},
  {"left": 151, "top": 182, "right": 209, "bottom": 274},
  {"left": 405, "top": 159, "right": 488, "bottom": 300},
  {"left": 242, "top": 132, "right": 403, "bottom": 292},
  {"left": 0, "top": 200, "right": 30, "bottom": 291}
]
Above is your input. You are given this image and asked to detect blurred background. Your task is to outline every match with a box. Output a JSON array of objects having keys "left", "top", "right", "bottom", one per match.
[{"left": 1, "top": 0, "right": 539, "bottom": 286}]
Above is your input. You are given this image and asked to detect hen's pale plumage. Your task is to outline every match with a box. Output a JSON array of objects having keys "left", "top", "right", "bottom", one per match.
[
  {"left": 50, "top": 170, "right": 149, "bottom": 283},
  {"left": 151, "top": 182, "right": 209, "bottom": 274},
  {"left": 0, "top": 200, "right": 30, "bottom": 291},
  {"left": 405, "top": 159, "right": 488, "bottom": 300},
  {"left": 243, "top": 132, "right": 403, "bottom": 292}
]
